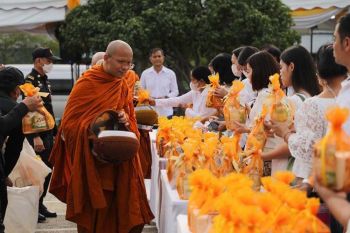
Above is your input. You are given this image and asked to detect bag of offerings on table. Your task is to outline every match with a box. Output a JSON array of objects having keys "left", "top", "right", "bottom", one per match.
[
  {"left": 156, "top": 117, "right": 171, "bottom": 157},
  {"left": 163, "top": 120, "right": 201, "bottom": 187},
  {"left": 135, "top": 89, "right": 158, "bottom": 126},
  {"left": 156, "top": 117, "right": 197, "bottom": 157},
  {"left": 267, "top": 73, "right": 293, "bottom": 125},
  {"left": 223, "top": 80, "right": 247, "bottom": 130},
  {"left": 195, "top": 170, "right": 331, "bottom": 233},
  {"left": 241, "top": 138, "right": 264, "bottom": 191},
  {"left": 206, "top": 73, "right": 224, "bottom": 109},
  {"left": 20, "top": 83, "right": 55, "bottom": 134},
  {"left": 165, "top": 131, "right": 186, "bottom": 188},
  {"left": 200, "top": 132, "right": 221, "bottom": 177},
  {"left": 218, "top": 135, "right": 241, "bottom": 176},
  {"left": 176, "top": 138, "right": 201, "bottom": 200},
  {"left": 188, "top": 169, "right": 223, "bottom": 233},
  {"left": 314, "top": 106, "right": 350, "bottom": 192}
]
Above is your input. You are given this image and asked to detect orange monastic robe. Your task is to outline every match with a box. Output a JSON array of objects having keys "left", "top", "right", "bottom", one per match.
[
  {"left": 138, "top": 129, "right": 152, "bottom": 178},
  {"left": 49, "top": 65, "right": 154, "bottom": 233},
  {"left": 126, "top": 73, "right": 152, "bottom": 179}
]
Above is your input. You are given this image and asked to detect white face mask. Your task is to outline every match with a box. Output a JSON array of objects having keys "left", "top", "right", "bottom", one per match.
[
  {"left": 43, "top": 63, "right": 53, "bottom": 73},
  {"left": 231, "top": 64, "right": 242, "bottom": 77},
  {"left": 190, "top": 82, "right": 199, "bottom": 91}
]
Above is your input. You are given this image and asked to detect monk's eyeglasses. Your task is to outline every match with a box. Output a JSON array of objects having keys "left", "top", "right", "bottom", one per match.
[{"left": 108, "top": 55, "right": 134, "bottom": 69}]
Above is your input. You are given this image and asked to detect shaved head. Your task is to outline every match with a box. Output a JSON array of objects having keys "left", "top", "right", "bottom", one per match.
[
  {"left": 103, "top": 40, "right": 133, "bottom": 77},
  {"left": 106, "top": 40, "right": 133, "bottom": 57},
  {"left": 91, "top": 52, "right": 105, "bottom": 65}
]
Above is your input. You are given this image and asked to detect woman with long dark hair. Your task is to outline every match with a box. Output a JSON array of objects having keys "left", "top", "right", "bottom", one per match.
[
  {"left": 271, "top": 44, "right": 347, "bottom": 181},
  {"left": 262, "top": 45, "right": 321, "bottom": 175}
]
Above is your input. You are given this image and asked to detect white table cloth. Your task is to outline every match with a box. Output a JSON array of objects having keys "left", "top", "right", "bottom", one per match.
[
  {"left": 177, "top": 215, "right": 191, "bottom": 233},
  {"left": 159, "top": 170, "right": 188, "bottom": 233},
  {"left": 149, "top": 130, "right": 168, "bottom": 228}
]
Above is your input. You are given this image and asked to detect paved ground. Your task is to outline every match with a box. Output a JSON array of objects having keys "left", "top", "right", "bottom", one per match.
[
  {"left": 35, "top": 180, "right": 157, "bottom": 233},
  {"left": 34, "top": 193, "right": 76, "bottom": 233}
]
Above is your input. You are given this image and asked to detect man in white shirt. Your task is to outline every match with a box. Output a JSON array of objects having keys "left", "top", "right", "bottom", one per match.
[
  {"left": 333, "top": 13, "right": 350, "bottom": 134},
  {"left": 140, "top": 48, "right": 179, "bottom": 117}
]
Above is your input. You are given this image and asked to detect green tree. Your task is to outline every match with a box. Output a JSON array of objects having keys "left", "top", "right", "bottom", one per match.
[
  {"left": 0, "top": 32, "right": 59, "bottom": 64},
  {"left": 58, "top": 0, "right": 300, "bottom": 92}
]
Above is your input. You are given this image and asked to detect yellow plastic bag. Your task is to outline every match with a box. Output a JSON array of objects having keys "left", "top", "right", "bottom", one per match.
[
  {"left": 175, "top": 139, "right": 199, "bottom": 199},
  {"left": 242, "top": 137, "right": 264, "bottom": 191},
  {"left": 206, "top": 73, "right": 224, "bottom": 108},
  {"left": 223, "top": 80, "right": 247, "bottom": 130},
  {"left": 314, "top": 106, "right": 350, "bottom": 191},
  {"left": 20, "top": 83, "right": 55, "bottom": 134},
  {"left": 268, "top": 74, "right": 292, "bottom": 124},
  {"left": 245, "top": 105, "right": 268, "bottom": 152}
]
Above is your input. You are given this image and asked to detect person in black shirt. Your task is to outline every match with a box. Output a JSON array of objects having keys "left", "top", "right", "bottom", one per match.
[
  {"left": 0, "top": 66, "right": 43, "bottom": 233},
  {"left": 24, "top": 48, "right": 61, "bottom": 220}
]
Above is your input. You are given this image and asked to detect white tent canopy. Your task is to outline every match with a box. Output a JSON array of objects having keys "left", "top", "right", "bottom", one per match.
[
  {"left": 1, "top": 0, "right": 349, "bottom": 32},
  {"left": 282, "top": 0, "right": 350, "bottom": 10},
  {"left": 282, "top": 0, "right": 350, "bottom": 30},
  {"left": 282, "top": 0, "right": 350, "bottom": 53},
  {"left": 0, "top": 0, "right": 86, "bottom": 33}
]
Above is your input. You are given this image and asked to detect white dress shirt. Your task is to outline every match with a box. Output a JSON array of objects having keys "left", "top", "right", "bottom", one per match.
[
  {"left": 140, "top": 66, "right": 179, "bottom": 117},
  {"left": 336, "top": 77, "right": 350, "bottom": 135},
  {"left": 155, "top": 86, "right": 217, "bottom": 118}
]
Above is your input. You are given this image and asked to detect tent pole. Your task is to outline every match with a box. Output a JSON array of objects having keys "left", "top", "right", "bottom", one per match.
[{"left": 310, "top": 26, "right": 318, "bottom": 53}]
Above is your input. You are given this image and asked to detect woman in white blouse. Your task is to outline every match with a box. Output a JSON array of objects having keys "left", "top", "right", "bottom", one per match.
[
  {"left": 230, "top": 51, "right": 281, "bottom": 175},
  {"left": 149, "top": 66, "right": 217, "bottom": 118},
  {"left": 272, "top": 44, "right": 348, "bottom": 181},
  {"left": 261, "top": 45, "right": 321, "bottom": 176}
]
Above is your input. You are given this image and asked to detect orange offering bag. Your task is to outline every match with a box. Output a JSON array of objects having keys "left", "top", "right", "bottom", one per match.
[
  {"left": 314, "top": 107, "right": 350, "bottom": 191},
  {"left": 136, "top": 88, "right": 150, "bottom": 105},
  {"left": 268, "top": 73, "right": 292, "bottom": 124},
  {"left": 176, "top": 140, "right": 198, "bottom": 200},
  {"left": 245, "top": 105, "right": 268, "bottom": 152},
  {"left": 20, "top": 83, "right": 55, "bottom": 134},
  {"left": 206, "top": 73, "right": 224, "bottom": 108},
  {"left": 223, "top": 80, "right": 247, "bottom": 130},
  {"left": 242, "top": 138, "right": 264, "bottom": 191},
  {"left": 156, "top": 117, "right": 171, "bottom": 157},
  {"left": 188, "top": 170, "right": 221, "bottom": 233},
  {"left": 220, "top": 134, "right": 241, "bottom": 174}
]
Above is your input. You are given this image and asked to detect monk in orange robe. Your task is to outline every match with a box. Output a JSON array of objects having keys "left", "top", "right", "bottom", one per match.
[
  {"left": 123, "top": 69, "right": 152, "bottom": 179},
  {"left": 49, "top": 40, "right": 154, "bottom": 233},
  {"left": 138, "top": 129, "right": 152, "bottom": 178}
]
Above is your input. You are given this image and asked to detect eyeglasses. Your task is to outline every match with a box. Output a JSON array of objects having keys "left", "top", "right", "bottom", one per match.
[{"left": 108, "top": 55, "right": 134, "bottom": 69}]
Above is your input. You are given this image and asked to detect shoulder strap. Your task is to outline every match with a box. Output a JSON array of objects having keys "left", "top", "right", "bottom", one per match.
[{"left": 295, "top": 93, "right": 306, "bottom": 102}]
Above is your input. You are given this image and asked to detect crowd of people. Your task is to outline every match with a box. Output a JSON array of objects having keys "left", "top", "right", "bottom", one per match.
[{"left": 0, "top": 12, "right": 349, "bottom": 233}]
